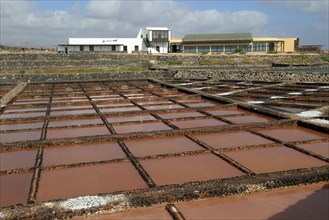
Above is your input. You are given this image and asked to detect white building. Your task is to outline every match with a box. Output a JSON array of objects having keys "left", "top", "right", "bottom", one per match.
[{"left": 58, "top": 27, "right": 170, "bottom": 54}]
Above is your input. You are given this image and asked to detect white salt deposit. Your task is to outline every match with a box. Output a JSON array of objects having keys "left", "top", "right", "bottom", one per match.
[
  {"left": 304, "top": 89, "right": 318, "bottom": 92},
  {"left": 288, "top": 92, "right": 302, "bottom": 95},
  {"left": 297, "top": 110, "right": 323, "bottom": 118},
  {"left": 0, "top": 212, "right": 5, "bottom": 218},
  {"left": 309, "top": 119, "right": 329, "bottom": 125},
  {"left": 270, "top": 96, "right": 286, "bottom": 99},
  {"left": 193, "top": 87, "right": 212, "bottom": 90},
  {"left": 217, "top": 92, "right": 233, "bottom": 96},
  {"left": 176, "top": 83, "right": 193, "bottom": 86},
  {"left": 247, "top": 101, "right": 264, "bottom": 104},
  {"left": 318, "top": 86, "right": 329, "bottom": 89},
  {"left": 59, "top": 194, "right": 126, "bottom": 211}
]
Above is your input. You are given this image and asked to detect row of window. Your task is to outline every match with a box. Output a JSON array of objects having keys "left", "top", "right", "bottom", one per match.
[
  {"left": 184, "top": 43, "right": 273, "bottom": 52},
  {"left": 152, "top": 30, "right": 169, "bottom": 39}
]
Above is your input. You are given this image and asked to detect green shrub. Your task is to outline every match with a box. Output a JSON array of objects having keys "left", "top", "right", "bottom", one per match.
[
  {"left": 168, "top": 60, "right": 183, "bottom": 65},
  {"left": 235, "top": 48, "right": 244, "bottom": 53},
  {"left": 320, "top": 57, "right": 329, "bottom": 62},
  {"left": 199, "top": 59, "right": 220, "bottom": 65}
]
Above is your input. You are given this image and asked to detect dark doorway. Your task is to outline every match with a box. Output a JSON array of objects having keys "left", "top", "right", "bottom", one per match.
[
  {"left": 156, "top": 46, "right": 160, "bottom": 52},
  {"left": 90, "top": 46, "right": 94, "bottom": 51},
  {"left": 172, "top": 45, "right": 180, "bottom": 53},
  {"left": 65, "top": 47, "right": 68, "bottom": 54},
  {"left": 124, "top": 46, "right": 127, "bottom": 52},
  {"left": 111, "top": 45, "right": 116, "bottom": 51},
  {"left": 80, "top": 45, "right": 84, "bottom": 51},
  {"left": 269, "top": 43, "right": 275, "bottom": 52},
  {"left": 135, "top": 46, "right": 139, "bottom": 51}
]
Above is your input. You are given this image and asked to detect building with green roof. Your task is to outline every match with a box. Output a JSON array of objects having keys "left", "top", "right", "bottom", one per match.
[{"left": 177, "top": 32, "right": 298, "bottom": 53}]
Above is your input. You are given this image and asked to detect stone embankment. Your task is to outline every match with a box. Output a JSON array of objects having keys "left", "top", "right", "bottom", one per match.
[
  {"left": 174, "top": 69, "right": 329, "bottom": 83},
  {"left": 0, "top": 52, "right": 328, "bottom": 83}
]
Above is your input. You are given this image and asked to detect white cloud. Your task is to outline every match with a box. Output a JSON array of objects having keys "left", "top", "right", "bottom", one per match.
[
  {"left": 260, "top": 0, "right": 329, "bottom": 13},
  {"left": 286, "top": 0, "right": 329, "bottom": 13},
  {"left": 1, "top": 0, "right": 268, "bottom": 47}
]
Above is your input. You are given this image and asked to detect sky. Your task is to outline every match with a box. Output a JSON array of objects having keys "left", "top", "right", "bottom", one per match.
[{"left": 0, "top": 0, "right": 328, "bottom": 49}]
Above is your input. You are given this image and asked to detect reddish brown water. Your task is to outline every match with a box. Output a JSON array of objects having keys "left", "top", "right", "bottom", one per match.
[
  {"left": 0, "top": 112, "right": 46, "bottom": 119},
  {"left": 205, "top": 108, "right": 248, "bottom": 116},
  {"left": 43, "top": 142, "right": 126, "bottom": 166},
  {"left": 50, "top": 109, "right": 96, "bottom": 116},
  {"left": 37, "top": 162, "right": 148, "bottom": 202},
  {"left": 0, "top": 130, "right": 41, "bottom": 143},
  {"left": 170, "top": 118, "right": 227, "bottom": 129},
  {"left": 51, "top": 105, "right": 93, "bottom": 110},
  {"left": 156, "top": 111, "right": 205, "bottom": 119},
  {"left": 224, "top": 146, "right": 328, "bottom": 174},
  {"left": 137, "top": 100, "right": 173, "bottom": 105},
  {"left": 223, "top": 115, "right": 273, "bottom": 124},
  {"left": 0, "top": 149, "right": 37, "bottom": 171},
  {"left": 140, "top": 153, "right": 245, "bottom": 185},
  {"left": 124, "top": 136, "right": 202, "bottom": 157},
  {"left": 48, "top": 118, "right": 103, "bottom": 128},
  {"left": 95, "top": 103, "right": 134, "bottom": 108},
  {"left": 259, "top": 127, "right": 328, "bottom": 142},
  {"left": 99, "top": 106, "right": 141, "bottom": 113},
  {"left": 0, "top": 172, "right": 33, "bottom": 207},
  {"left": 113, "top": 122, "right": 171, "bottom": 134},
  {"left": 46, "top": 126, "right": 110, "bottom": 139},
  {"left": 143, "top": 104, "right": 184, "bottom": 110},
  {"left": 5, "top": 107, "right": 47, "bottom": 113},
  {"left": 184, "top": 102, "right": 217, "bottom": 108},
  {"left": 106, "top": 114, "right": 156, "bottom": 123},
  {"left": 176, "top": 183, "right": 329, "bottom": 220},
  {"left": 193, "top": 131, "right": 274, "bottom": 149},
  {"left": 0, "top": 122, "right": 44, "bottom": 131},
  {"left": 297, "top": 142, "right": 329, "bottom": 158}
]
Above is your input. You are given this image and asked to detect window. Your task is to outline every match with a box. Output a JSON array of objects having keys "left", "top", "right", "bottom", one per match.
[
  {"left": 211, "top": 46, "right": 223, "bottom": 52},
  {"left": 152, "top": 31, "right": 168, "bottom": 39},
  {"left": 197, "top": 46, "right": 210, "bottom": 53},
  {"left": 225, "top": 45, "right": 237, "bottom": 52},
  {"left": 239, "top": 45, "right": 252, "bottom": 52},
  {"left": 253, "top": 42, "right": 267, "bottom": 51},
  {"left": 184, "top": 46, "right": 196, "bottom": 53}
]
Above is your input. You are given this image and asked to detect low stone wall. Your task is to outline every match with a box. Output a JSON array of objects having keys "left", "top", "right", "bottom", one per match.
[
  {"left": 0, "top": 71, "right": 175, "bottom": 83},
  {"left": 175, "top": 69, "right": 329, "bottom": 83},
  {"left": 1, "top": 52, "right": 327, "bottom": 74}
]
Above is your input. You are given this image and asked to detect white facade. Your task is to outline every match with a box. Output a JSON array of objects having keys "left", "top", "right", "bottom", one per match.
[
  {"left": 58, "top": 27, "right": 170, "bottom": 54},
  {"left": 137, "top": 27, "right": 171, "bottom": 53}
]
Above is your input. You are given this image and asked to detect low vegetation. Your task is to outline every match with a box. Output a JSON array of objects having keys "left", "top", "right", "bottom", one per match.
[
  {"left": 320, "top": 56, "right": 329, "bottom": 62},
  {"left": 168, "top": 60, "right": 183, "bottom": 65},
  {"left": 199, "top": 59, "right": 220, "bottom": 65}
]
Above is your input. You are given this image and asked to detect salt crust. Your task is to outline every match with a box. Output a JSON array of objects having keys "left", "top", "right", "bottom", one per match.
[
  {"left": 247, "top": 101, "right": 264, "bottom": 104},
  {"left": 309, "top": 119, "right": 329, "bottom": 125},
  {"left": 297, "top": 110, "right": 323, "bottom": 118},
  {"left": 59, "top": 195, "right": 126, "bottom": 211}
]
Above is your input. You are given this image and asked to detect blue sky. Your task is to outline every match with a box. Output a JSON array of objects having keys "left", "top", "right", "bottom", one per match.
[{"left": 1, "top": 0, "right": 328, "bottom": 49}]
